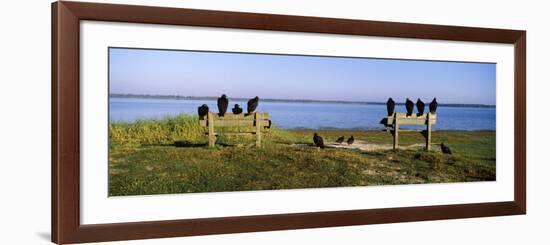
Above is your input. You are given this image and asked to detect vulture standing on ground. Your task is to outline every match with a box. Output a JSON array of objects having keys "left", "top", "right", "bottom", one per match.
[
  {"left": 416, "top": 98, "right": 425, "bottom": 116},
  {"left": 347, "top": 136, "right": 355, "bottom": 145},
  {"left": 429, "top": 98, "right": 438, "bottom": 114},
  {"left": 386, "top": 97, "right": 395, "bottom": 116},
  {"left": 440, "top": 143, "right": 452, "bottom": 154},
  {"left": 232, "top": 104, "right": 243, "bottom": 114},
  {"left": 217, "top": 94, "right": 228, "bottom": 116},
  {"left": 336, "top": 136, "right": 345, "bottom": 144},
  {"left": 247, "top": 96, "right": 259, "bottom": 115},
  {"left": 313, "top": 133, "right": 325, "bottom": 149},
  {"left": 405, "top": 98, "right": 414, "bottom": 116},
  {"left": 197, "top": 104, "right": 209, "bottom": 120}
]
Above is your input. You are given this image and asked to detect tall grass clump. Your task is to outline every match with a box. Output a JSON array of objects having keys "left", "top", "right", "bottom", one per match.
[{"left": 109, "top": 114, "right": 204, "bottom": 145}]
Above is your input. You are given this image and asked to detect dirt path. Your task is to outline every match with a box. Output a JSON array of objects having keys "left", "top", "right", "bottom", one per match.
[{"left": 292, "top": 140, "right": 438, "bottom": 152}]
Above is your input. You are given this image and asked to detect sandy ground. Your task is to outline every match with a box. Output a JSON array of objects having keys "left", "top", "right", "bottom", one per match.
[{"left": 293, "top": 140, "right": 439, "bottom": 152}]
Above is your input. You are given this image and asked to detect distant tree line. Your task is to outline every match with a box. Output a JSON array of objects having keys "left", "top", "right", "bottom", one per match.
[{"left": 109, "top": 93, "right": 495, "bottom": 108}]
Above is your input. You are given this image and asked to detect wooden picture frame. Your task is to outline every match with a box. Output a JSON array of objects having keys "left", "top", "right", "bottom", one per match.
[{"left": 52, "top": 1, "right": 526, "bottom": 244}]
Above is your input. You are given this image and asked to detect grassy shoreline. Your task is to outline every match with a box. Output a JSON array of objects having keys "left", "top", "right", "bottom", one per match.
[{"left": 109, "top": 115, "right": 496, "bottom": 196}]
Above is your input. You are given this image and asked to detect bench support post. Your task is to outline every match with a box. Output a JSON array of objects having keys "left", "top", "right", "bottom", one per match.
[
  {"left": 393, "top": 113, "right": 399, "bottom": 150},
  {"left": 426, "top": 113, "right": 432, "bottom": 150},
  {"left": 208, "top": 112, "right": 215, "bottom": 147},
  {"left": 255, "top": 112, "right": 262, "bottom": 147}
]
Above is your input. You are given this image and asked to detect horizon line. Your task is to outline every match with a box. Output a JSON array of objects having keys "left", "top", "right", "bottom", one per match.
[{"left": 109, "top": 93, "right": 496, "bottom": 107}]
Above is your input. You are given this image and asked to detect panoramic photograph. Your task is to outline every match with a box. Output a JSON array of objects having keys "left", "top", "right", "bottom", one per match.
[{"left": 108, "top": 47, "right": 496, "bottom": 196}]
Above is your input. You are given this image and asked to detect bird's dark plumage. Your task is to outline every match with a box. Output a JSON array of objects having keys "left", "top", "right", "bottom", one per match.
[
  {"left": 247, "top": 96, "right": 259, "bottom": 115},
  {"left": 387, "top": 97, "right": 395, "bottom": 116},
  {"left": 197, "top": 104, "right": 209, "bottom": 119},
  {"left": 416, "top": 99, "right": 425, "bottom": 116},
  {"left": 440, "top": 143, "right": 452, "bottom": 154},
  {"left": 347, "top": 136, "right": 354, "bottom": 145},
  {"left": 336, "top": 136, "right": 345, "bottom": 144},
  {"left": 313, "top": 133, "right": 325, "bottom": 149},
  {"left": 217, "top": 94, "right": 228, "bottom": 116},
  {"left": 232, "top": 104, "right": 243, "bottom": 114},
  {"left": 429, "top": 98, "right": 438, "bottom": 114},
  {"left": 405, "top": 98, "right": 414, "bottom": 116}
]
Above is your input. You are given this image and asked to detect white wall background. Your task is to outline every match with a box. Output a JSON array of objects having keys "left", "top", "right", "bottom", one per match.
[{"left": 0, "top": 0, "right": 547, "bottom": 244}]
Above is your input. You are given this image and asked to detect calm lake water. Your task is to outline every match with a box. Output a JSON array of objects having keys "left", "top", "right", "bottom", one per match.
[{"left": 109, "top": 97, "right": 496, "bottom": 131}]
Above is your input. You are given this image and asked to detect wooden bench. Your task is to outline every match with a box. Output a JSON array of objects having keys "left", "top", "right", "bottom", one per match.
[
  {"left": 199, "top": 112, "right": 271, "bottom": 147},
  {"left": 382, "top": 112, "right": 437, "bottom": 150}
]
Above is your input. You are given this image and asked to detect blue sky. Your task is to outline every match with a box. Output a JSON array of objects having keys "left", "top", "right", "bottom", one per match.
[{"left": 109, "top": 48, "right": 496, "bottom": 105}]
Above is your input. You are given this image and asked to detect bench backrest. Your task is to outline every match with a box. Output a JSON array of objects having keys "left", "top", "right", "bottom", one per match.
[
  {"left": 386, "top": 112, "right": 437, "bottom": 125},
  {"left": 199, "top": 112, "right": 271, "bottom": 128}
]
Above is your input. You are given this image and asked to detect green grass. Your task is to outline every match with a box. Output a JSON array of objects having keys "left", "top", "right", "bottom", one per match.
[{"left": 109, "top": 115, "right": 496, "bottom": 196}]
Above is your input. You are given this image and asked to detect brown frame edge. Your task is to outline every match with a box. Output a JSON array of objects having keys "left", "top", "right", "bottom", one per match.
[{"left": 52, "top": 1, "right": 526, "bottom": 244}]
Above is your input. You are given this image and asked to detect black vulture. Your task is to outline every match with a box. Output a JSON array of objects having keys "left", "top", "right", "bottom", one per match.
[
  {"left": 429, "top": 98, "right": 438, "bottom": 114},
  {"left": 335, "top": 136, "right": 345, "bottom": 144},
  {"left": 440, "top": 143, "right": 452, "bottom": 154},
  {"left": 405, "top": 98, "right": 414, "bottom": 116},
  {"left": 217, "top": 94, "right": 228, "bottom": 116},
  {"left": 386, "top": 97, "right": 395, "bottom": 116},
  {"left": 232, "top": 104, "right": 243, "bottom": 114},
  {"left": 313, "top": 133, "right": 325, "bottom": 149},
  {"left": 416, "top": 98, "right": 425, "bottom": 116},
  {"left": 347, "top": 136, "right": 355, "bottom": 145},
  {"left": 247, "top": 96, "right": 259, "bottom": 115},
  {"left": 197, "top": 104, "right": 209, "bottom": 120}
]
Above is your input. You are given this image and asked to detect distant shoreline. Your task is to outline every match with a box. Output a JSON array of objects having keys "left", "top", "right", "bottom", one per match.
[{"left": 109, "top": 93, "right": 496, "bottom": 108}]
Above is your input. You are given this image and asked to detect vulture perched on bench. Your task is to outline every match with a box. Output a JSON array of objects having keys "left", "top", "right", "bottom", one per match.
[
  {"left": 386, "top": 97, "right": 395, "bottom": 116},
  {"left": 405, "top": 98, "right": 414, "bottom": 116},
  {"left": 429, "top": 97, "right": 438, "bottom": 114},
  {"left": 197, "top": 104, "right": 209, "bottom": 120},
  {"left": 232, "top": 104, "right": 243, "bottom": 114},
  {"left": 217, "top": 94, "right": 228, "bottom": 116},
  {"left": 416, "top": 98, "right": 425, "bottom": 116},
  {"left": 247, "top": 96, "right": 259, "bottom": 115}
]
